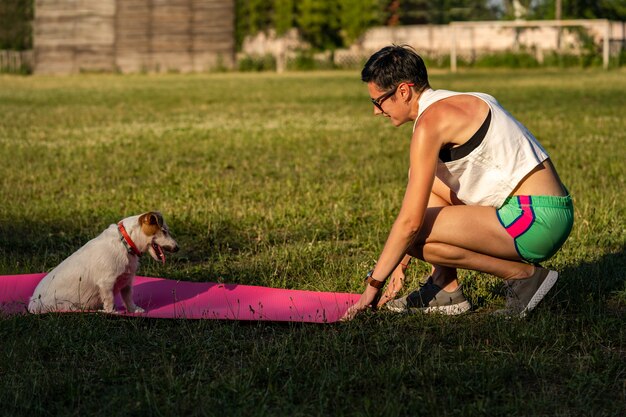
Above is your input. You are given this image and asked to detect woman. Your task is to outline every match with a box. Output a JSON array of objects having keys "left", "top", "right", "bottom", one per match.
[{"left": 343, "top": 45, "right": 573, "bottom": 320}]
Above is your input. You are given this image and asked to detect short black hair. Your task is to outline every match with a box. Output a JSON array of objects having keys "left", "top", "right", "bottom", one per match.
[{"left": 361, "top": 45, "right": 429, "bottom": 92}]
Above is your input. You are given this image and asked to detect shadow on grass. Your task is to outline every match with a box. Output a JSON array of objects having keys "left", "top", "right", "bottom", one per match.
[
  {"left": 0, "top": 213, "right": 259, "bottom": 252},
  {"left": 434, "top": 249, "right": 625, "bottom": 314},
  {"left": 0, "top": 214, "right": 256, "bottom": 274},
  {"left": 0, "top": 214, "right": 328, "bottom": 290},
  {"left": 2, "top": 215, "right": 624, "bottom": 315},
  {"left": 551, "top": 248, "right": 626, "bottom": 314}
]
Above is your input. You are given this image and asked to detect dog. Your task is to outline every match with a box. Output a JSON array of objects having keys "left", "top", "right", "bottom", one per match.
[{"left": 28, "top": 212, "right": 179, "bottom": 314}]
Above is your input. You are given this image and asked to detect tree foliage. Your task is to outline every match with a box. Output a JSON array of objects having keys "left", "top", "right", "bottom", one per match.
[
  {"left": 236, "top": 0, "right": 625, "bottom": 52},
  {"left": 562, "top": 0, "right": 626, "bottom": 20},
  {"left": 0, "top": 0, "right": 33, "bottom": 50},
  {"left": 273, "top": 0, "right": 295, "bottom": 36},
  {"left": 428, "top": 0, "right": 500, "bottom": 23},
  {"left": 296, "top": 0, "right": 342, "bottom": 51},
  {"left": 503, "top": 0, "right": 626, "bottom": 20},
  {"left": 235, "top": 0, "right": 272, "bottom": 48},
  {"left": 339, "top": 0, "right": 385, "bottom": 44}
]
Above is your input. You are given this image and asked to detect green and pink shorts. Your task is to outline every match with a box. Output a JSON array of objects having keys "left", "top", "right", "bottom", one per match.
[{"left": 496, "top": 194, "right": 574, "bottom": 263}]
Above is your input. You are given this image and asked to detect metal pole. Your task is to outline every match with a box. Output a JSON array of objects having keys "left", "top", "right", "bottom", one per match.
[
  {"left": 604, "top": 20, "right": 610, "bottom": 70},
  {"left": 451, "top": 25, "right": 457, "bottom": 73},
  {"left": 556, "top": 0, "right": 562, "bottom": 50}
]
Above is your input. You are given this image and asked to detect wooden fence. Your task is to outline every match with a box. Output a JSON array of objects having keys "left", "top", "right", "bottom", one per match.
[
  {"left": 34, "top": 0, "right": 235, "bottom": 74},
  {"left": 0, "top": 50, "right": 34, "bottom": 73}
]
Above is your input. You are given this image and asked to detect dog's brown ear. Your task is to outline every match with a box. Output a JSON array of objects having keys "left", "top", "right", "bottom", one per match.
[
  {"left": 139, "top": 212, "right": 164, "bottom": 235},
  {"left": 150, "top": 212, "right": 164, "bottom": 227}
]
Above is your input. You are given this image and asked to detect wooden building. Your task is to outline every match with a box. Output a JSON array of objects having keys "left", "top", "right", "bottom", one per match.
[{"left": 34, "top": 0, "right": 235, "bottom": 74}]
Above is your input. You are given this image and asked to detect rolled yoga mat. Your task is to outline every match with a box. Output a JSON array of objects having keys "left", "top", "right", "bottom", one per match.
[{"left": 0, "top": 273, "right": 361, "bottom": 323}]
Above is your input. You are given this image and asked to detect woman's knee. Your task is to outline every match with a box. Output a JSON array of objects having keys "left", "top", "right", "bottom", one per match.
[
  {"left": 412, "top": 206, "right": 446, "bottom": 246},
  {"left": 408, "top": 242, "right": 463, "bottom": 264}
]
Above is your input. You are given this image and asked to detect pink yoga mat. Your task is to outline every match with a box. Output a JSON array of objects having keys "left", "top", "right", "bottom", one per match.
[{"left": 0, "top": 273, "right": 360, "bottom": 323}]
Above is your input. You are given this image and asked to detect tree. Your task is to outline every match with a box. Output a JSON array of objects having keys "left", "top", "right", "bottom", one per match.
[
  {"left": 394, "top": 0, "right": 500, "bottom": 25},
  {"left": 273, "top": 0, "right": 295, "bottom": 36},
  {"left": 502, "top": 0, "right": 534, "bottom": 19},
  {"left": 339, "top": 0, "right": 385, "bottom": 44},
  {"left": 504, "top": 0, "right": 626, "bottom": 20},
  {"left": 600, "top": 0, "right": 626, "bottom": 20},
  {"left": 235, "top": 0, "right": 272, "bottom": 48},
  {"left": 431, "top": 0, "right": 500, "bottom": 23},
  {"left": 0, "top": 0, "right": 33, "bottom": 50},
  {"left": 234, "top": 0, "right": 515, "bottom": 52},
  {"left": 296, "top": 0, "right": 342, "bottom": 50},
  {"left": 398, "top": 0, "right": 433, "bottom": 24},
  {"left": 564, "top": 0, "right": 626, "bottom": 20}
]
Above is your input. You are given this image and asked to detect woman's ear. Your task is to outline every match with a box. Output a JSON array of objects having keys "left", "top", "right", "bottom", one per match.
[{"left": 400, "top": 84, "right": 412, "bottom": 102}]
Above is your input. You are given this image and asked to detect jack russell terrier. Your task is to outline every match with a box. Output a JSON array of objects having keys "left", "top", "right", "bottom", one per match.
[{"left": 28, "top": 212, "right": 179, "bottom": 314}]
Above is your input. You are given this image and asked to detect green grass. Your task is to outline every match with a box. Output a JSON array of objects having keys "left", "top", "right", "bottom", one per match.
[{"left": 1, "top": 69, "right": 625, "bottom": 416}]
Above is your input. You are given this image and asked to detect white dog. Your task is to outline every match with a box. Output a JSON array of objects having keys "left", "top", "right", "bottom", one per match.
[{"left": 28, "top": 212, "right": 179, "bottom": 314}]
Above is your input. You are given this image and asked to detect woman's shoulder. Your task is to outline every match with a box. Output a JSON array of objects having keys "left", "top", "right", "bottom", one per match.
[
  {"left": 414, "top": 93, "right": 490, "bottom": 146},
  {"left": 419, "top": 94, "right": 487, "bottom": 124}
]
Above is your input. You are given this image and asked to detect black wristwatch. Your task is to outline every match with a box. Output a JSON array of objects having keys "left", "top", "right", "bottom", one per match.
[{"left": 364, "top": 269, "right": 385, "bottom": 289}]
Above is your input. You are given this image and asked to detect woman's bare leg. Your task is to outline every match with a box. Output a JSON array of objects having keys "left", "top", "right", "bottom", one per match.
[
  {"left": 408, "top": 204, "right": 535, "bottom": 280},
  {"left": 426, "top": 185, "right": 459, "bottom": 291},
  {"left": 416, "top": 242, "right": 534, "bottom": 279}
]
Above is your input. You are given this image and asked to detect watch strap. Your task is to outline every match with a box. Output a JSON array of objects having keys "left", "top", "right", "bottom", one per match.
[{"left": 364, "top": 273, "right": 385, "bottom": 289}]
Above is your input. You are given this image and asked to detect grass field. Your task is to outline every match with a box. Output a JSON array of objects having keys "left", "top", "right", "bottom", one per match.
[{"left": 0, "top": 69, "right": 624, "bottom": 416}]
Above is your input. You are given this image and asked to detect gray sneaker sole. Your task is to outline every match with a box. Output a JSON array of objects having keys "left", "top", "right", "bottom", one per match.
[
  {"left": 519, "top": 270, "right": 559, "bottom": 317},
  {"left": 387, "top": 300, "right": 471, "bottom": 315}
]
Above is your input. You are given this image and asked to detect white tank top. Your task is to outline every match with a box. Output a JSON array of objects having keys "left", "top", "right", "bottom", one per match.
[{"left": 413, "top": 88, "right": 549, "bottom": 207}]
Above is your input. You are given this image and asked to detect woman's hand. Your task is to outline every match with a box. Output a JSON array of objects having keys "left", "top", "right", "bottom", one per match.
[
  {"left": 377, "top": 265, "right": 406, "bottom": 308},
  {"left": 341, "top": 285, "right": 381, "bottom": 321}
]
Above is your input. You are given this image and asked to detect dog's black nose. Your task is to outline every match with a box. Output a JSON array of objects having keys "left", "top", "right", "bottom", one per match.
[{"left": 172, "top": 245, "right": 180, "bottom": 253}]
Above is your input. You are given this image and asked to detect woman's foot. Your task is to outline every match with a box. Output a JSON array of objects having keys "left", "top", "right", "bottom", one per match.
[
  {"left": 495, "top": 266, "right": 559, "bottom": 317},
  {"left": 386, "top": 276, "right": 471, "bottom": 315}
]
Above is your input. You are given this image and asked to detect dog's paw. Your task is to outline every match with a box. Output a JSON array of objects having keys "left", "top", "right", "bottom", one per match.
[
  {"left": 131, "top": 306, "right": 145, "bottom": 314},
  {"left": 99, "top": 309, "right": 120, "bottom": 314}
]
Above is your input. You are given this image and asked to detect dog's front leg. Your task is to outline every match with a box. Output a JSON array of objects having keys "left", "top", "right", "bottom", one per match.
[
  {"left": 121, "top": 285, "right": 144, "bottom": 313},
  {"left": 98, "top": 284, "right": 117, "bottom": 313}
]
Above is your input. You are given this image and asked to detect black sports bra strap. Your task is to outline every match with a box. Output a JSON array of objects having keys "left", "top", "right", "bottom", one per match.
[{"left": 439, "top": 110, "right": 491, "bottom": 163}]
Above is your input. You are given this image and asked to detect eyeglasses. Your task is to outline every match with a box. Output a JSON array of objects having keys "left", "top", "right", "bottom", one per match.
[{"left": 371, "top": 82, "right": 415, "bottom": 112}]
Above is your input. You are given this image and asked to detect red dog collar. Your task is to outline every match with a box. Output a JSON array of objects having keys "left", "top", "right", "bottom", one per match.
[{"left": 117, "top": 222, "right": 142, "bottom": 256}]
